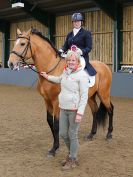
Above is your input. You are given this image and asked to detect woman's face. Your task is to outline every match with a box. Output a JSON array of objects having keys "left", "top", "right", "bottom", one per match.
[
  {"left": 73, "top": 21, "right": 82, "bottom": 29},
  {"left": 66, "top": 54, "right": 78, "bottom": 69}
]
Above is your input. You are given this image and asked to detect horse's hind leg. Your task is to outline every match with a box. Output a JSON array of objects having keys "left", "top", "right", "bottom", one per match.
[
  {"left": 86, "top": 94, "right": 98, "bottom": 140},
  {"left": 98, "top": 93, "right": 114, "bottom": 140},
  {"left": 47, "top": 111, "right": 59, "bottom": 156},
  {"left": 106, "top": 101, "right": 114, "bottom": 139}
]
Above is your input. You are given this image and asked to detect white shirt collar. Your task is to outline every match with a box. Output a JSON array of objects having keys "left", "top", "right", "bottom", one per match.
[{"left": 73, "top": 27, "right": 81, "bottom": 36}]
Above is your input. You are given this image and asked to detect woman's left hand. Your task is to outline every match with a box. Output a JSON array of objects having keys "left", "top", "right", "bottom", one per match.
[
  {"left": 40, "top": 72, "right": 48, "bottom": 79},
  {"left": 75, "top": 114, "right": 82, "bottom": 123}
]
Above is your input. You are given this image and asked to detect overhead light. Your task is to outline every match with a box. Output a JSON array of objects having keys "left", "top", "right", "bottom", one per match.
[{"left": 12, "top": 2, "right": 24, "bottom": 8}]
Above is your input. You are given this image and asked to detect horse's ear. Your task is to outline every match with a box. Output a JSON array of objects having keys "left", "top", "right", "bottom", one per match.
[
  {"left": 26, "top": 28, "right": 32, "bottom": 36},
  {"left": 17, "top": 28, "right": 22, "bottom": 35}
]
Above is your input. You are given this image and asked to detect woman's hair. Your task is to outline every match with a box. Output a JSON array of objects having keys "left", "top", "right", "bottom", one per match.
[
  {"left": 66, "top": 50, "right": 81, "bottom": 68},
  {"left": 66, "top": 50, "right": 81, "bottom": 61}
]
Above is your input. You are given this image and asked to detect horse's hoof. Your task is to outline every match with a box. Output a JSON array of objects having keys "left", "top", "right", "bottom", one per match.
[
  {"left": 47, "top": 153, "right": 55, "bottom": 158},
  {"left": 106, "top": 134, "right": 112, "bottom": 140},
  {"left": 85, "top": 133, "right": 94, "bottom": 141},
  {"left": 47, "top": 150, "right": 55, "bottom": 157},
  {"left": 47, "top": 147, "right": 59, "bottom": 157}
]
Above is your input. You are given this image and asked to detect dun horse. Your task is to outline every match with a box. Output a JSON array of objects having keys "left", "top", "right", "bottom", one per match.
[{"left": 8, "top": 28, "right": 114, "bottom": 156}]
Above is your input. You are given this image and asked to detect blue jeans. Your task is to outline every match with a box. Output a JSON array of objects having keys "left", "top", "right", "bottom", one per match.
[{"left": 59, "top": 109, "right": 80, "bottom": 159}]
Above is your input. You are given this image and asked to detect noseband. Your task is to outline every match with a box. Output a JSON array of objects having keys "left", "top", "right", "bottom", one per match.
[{"left": 10, "top": 36, "right": 61, "bottom": 74}]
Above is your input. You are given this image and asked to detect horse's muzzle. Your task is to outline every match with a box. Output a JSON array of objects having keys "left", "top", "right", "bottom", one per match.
[
  {"left": 8, "top": 61, "right": 14, "bottom": 70},
  {"left": 8, "top": 61, "right": 20, "bottom": 71}
]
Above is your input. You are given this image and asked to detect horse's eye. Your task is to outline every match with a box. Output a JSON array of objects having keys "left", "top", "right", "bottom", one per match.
[{"left": 21, "top": 43, "right": 25, "bottom": 46}]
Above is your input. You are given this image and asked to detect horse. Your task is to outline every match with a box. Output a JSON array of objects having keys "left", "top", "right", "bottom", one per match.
[{"left": 8, "top": 28, "right": 114, "bottom": 156}]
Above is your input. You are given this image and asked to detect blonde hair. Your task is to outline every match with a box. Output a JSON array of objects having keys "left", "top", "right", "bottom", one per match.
[
  {"left": 65, "top": 50, "right": 81, "bottom": 67},
  {"left": 66, "top": 50, "right": 80, "bottom": 61}
]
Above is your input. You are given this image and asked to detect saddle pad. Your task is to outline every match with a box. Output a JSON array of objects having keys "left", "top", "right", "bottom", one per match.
[
  {"left": 88, "top": 75, "right": 95, "bottom": 87},
  {"left": 85, "top": 70, "right": 95, "bottom": 88}
]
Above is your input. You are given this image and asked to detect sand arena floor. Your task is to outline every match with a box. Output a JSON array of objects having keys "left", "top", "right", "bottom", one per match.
[{"left": 0, "top": 84, "right": 133, "bottom": 177}]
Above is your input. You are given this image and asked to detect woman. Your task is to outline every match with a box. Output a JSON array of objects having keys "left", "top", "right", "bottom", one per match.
[
  {"left": 59, "top": 12, "right": 96, "bottom": 76},
  {"left": 40, "top": 50, "right": 89, "bottom": 170}
]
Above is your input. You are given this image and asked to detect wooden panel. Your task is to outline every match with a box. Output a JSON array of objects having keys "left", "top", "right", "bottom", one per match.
[
  {"left": 55, "top": 10, "right": 113, "bottom": 69},
  {"left": 122, "top": 6, "right": 133, "bottom": 65},
  {"left": 85, "top": 11, "right": 113, "bottom": 68},
  {"left": 55, "top": 15, "right": 72, "bottom": 49},
  {"left": 10, "top": 19, "right": 48, "bottom": 64}
]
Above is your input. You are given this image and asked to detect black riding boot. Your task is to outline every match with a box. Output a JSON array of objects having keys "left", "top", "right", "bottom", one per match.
[{"left": 84, "top": 57, "right": 97, "bottom": 76}]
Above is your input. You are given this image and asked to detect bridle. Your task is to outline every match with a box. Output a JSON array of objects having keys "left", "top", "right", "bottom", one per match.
[{"left": 10, "top": 36, "right": 61, "bottom": 74}]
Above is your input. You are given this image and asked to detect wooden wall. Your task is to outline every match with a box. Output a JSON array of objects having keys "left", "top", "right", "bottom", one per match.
[
  {"left": 122, "top": 6, "right": 133, "bottom": 65},
  {"left": 55, "top": 15, "right": 72, "bottom": 51},
  {"left": 10, "top": 19, "right": 48, "bottom": 64},
  {"left": 85, "top": 11, "right": 113, "bottom": 68}
]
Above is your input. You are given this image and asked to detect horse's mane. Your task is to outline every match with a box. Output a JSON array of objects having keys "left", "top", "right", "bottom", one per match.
[{"left": 31, "top": 28, "right": 59, "bottom": 55}]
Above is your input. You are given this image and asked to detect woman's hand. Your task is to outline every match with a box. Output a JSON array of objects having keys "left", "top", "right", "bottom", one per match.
[
  {"left": 75, "top": 114, "right": 82, "bottom": 123},
  {"left": 40, "top": 72, "right": 48, "bottom": 79}
]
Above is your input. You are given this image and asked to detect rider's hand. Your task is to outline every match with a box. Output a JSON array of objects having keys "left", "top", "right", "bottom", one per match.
[
  {"left": 76, "top": 48, "right": 83, "bottom": 55},
  {"left": 40, "top": 72, "right": 48, "bottom": 79},
  {"left": 59, "top": 49, "right": 64, "bottom": 53},
  {"left": 58, "top": 49, "right": 64, "bottom": 57}
]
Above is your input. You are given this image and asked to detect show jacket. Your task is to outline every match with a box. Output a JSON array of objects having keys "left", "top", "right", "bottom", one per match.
[
  {"left": 47, "top": 67, "right": 89, "bottom": 115},
  {"left": 62, "top": 28, "right": 96, "bottom": 76}
]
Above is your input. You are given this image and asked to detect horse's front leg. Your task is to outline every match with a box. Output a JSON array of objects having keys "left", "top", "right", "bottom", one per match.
[
  {"left": 47, "top": 111, "right": 59, "bottom": 156},
  {"left": 86, "top": 96, "right": 98, "bottom": 140},
  {"left": 87, "top": 112, "right": 97, "bottom": 140}
]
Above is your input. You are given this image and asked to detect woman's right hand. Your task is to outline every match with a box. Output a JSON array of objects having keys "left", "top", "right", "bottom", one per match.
[
  {"left": 75, "top": 114, "right": 82, "bottom": 123},
  {"left": 40, "top": 72, "right": 48, "bottom": 79}
]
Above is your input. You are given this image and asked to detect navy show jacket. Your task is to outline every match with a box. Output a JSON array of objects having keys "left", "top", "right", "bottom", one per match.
[{"left": 62, "top": 27, "right": 96, "bottom": 76}]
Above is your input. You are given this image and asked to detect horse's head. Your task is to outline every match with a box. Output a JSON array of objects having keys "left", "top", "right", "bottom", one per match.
[{"left": 8, "top": 28, "right": 33, "bottom": 70}]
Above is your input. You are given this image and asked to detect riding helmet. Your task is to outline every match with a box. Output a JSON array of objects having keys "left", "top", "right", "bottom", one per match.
[{"left": 71, "top": 13, "right": 84, "bottom": 22}]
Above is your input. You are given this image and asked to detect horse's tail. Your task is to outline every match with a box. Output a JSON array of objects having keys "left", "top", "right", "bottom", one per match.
[{"left": 96, "top": 102, "right": 108, "bottom": 127}]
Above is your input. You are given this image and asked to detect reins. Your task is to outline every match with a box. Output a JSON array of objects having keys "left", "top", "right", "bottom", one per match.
[{"left": 10, "top": 36, "right": 61, "bottom": 74}]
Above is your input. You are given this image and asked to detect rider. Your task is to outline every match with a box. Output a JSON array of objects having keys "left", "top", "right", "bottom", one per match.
[{"left": 59, "top": 12, "right": 96, "bottom": 76}]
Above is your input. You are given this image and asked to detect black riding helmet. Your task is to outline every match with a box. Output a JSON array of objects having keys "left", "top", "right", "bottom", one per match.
[{"left": 71, "top": 13, "right": 84, "bottom": 22}]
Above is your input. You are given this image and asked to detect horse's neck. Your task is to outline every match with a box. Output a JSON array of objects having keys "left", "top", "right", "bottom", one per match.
[{"left": 31, "top": 35, "right": 62, "bottom": 74}]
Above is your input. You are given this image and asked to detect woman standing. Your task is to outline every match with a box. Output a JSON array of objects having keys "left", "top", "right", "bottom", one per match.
[
  {"left": 59, "top": 12, "right": 96, "bottom": 76},
  {"left": 41, "top": 50, "right": 89, "bottom": 170}
]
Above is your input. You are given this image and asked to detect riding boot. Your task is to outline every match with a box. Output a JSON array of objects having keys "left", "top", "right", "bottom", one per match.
[{"left": 84, "top": 56, "right": 97, "bottom": 76}]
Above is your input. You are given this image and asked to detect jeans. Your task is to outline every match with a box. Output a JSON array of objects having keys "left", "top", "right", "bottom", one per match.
[{"left": 59, "top": 109, "right": 80, "bottom": 159}]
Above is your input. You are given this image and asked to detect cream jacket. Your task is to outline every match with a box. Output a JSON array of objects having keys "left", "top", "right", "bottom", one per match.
[{"left": 48, "top": 67, "right": 89, "bottom": 115}]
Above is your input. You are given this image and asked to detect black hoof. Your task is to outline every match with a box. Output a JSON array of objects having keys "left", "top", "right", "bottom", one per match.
[
  {"left": 85, "top": 133, "right": 94, "bottom": 141},
  {"left": 47, "top": 150, "right": 55, "bottom": 157},
  {"left": 47, "top": 147, "right": 59, "bottom": 157},
  {"left": 106, "top": 133, "right": 112, "bottom": 140}
]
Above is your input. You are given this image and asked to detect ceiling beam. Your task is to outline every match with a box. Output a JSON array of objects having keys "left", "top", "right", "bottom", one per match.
[
  {"left": 92, "top": 0, "right": 118, "bottom": 20},
  {"left": 0, "top": 7, "right": 12, "bottom": 13},
  {"left": 20, "top": 0, "right": 51, "bottom": 27},
  {"left": 45, "top": 1, "right": 93, "bottom": 11},
  {"left": 0, "top": 12, "right": 27, "bottom": 19}
]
